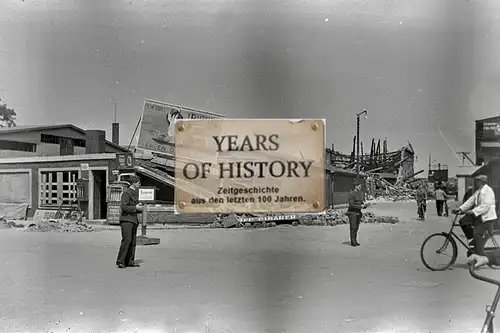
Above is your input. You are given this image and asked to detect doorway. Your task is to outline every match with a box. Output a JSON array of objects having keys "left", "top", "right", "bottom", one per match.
[{"left": 92, "top": 170, "right": 108, "bottom": 219}]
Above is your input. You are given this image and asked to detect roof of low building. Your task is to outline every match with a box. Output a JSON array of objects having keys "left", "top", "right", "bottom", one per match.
[
  {"left": 0, "top": 124, "right": 129, "bottom": 152},
  {"left": 456, "top": 165, "right": 483, "bottom": 177},
  {"left": 475, "top": 115, "right": 500, "bottom": 123}
]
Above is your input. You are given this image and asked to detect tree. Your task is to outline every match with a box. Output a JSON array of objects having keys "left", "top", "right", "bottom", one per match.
[{"left": 0, "top": 99, "right": 17, "bottom": 127}]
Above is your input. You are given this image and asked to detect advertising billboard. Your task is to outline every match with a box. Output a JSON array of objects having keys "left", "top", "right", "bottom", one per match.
[
  {"left": 482, "top": 121, "right": 500, "bottom": 142},
  {"left": 476, "top": 116, "right": 500, "bottom": 165},
  {"left": 136, "top": 99, "right": 225, "bottom": 155}
]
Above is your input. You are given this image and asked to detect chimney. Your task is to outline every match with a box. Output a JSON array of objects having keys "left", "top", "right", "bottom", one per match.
[
  {"left": 112, "top": 123, "right": 119, "bottom": 145},
  {"left": 85, "top": 130, "right": 106, "bottom": 154},
  {"left": 112, "top": 102, "right": 119, "bottom": 145}
]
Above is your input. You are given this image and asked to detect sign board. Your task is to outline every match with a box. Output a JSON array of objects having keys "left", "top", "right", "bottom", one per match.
[
  {"left": 80, "top": 163, "right": 89, "bottom": 171},
  {"left": 239, "top": 214, "right": 298, "bottom": 223},
  {"left": 482, "top": 121, "right": 500, "bottom": 142},
  {"left": 106, "top": 203, "right": 121, "bottom": 225},
  {"left": 136, "top": 99, "right": 225, "bottom": 155},
  {"left": 139, "top": 186, "right": 156, "bottom": 203},
  {"left": 33, "top": 209, "right": 59, "bottom": 223},
  {"left": 116, "top": 153, "right": 135, "bottom": 170},
  {"left": 174, "top": 119, "right": 326, "bottom": 214}
]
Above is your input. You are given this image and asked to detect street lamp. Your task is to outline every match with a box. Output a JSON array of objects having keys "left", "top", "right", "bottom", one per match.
[{"left": 356, "top": 110, "right": 368, "bottom": 182}]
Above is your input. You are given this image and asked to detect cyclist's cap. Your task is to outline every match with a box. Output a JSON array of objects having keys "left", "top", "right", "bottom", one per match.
[
  {"left": 128, "top": 175, "right": 141, "bottom": 184},
  {"left": 474, "top": 175, "right": 488, "bottom": 182}
]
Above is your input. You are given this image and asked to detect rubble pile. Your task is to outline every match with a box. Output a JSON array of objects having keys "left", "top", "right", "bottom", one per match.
[
  {"left": 0, "top": 218, "right": 25, "bottom": 229},
  {"left": 299, "top": 210, "right": 350, "bottom": 226},
  {"left": 209, "top": 210, "right": 399, "bottom": 228},
  {"left": 298, "top": 210, "right": 399, "bottom": 226},
  {"left": 23, "top": 219, "right": 94, "bottom": 232},
  {"left": 368, "top": 177, "right": 415, "bottom": 202}
]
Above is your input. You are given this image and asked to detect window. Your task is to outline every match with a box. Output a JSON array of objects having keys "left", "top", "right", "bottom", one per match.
[
  {"left": 74, "top": 139, "right": 86, "bottom": 147},
  {"left": 41, "top": 134, "right": 86, "bottom": 148},
  {"left": 0, "top": 139, "right": 37, "bottom": 152},
  {"left": 39, "top": 170, "right": 79, "bottom": 207}
]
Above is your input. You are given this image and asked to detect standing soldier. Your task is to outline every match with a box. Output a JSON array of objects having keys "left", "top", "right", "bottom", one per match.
[
  {"left": 346, "top": 181, "right": 366, "bottom": 247},
  {"left": 415, "top": 184, "right": 427, "bottom": 221},
  {"left": 116, "top": 174, "right": 143, "bottom": 269}
]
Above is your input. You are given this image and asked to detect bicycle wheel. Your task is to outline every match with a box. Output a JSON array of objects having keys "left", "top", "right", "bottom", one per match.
[
  {"left": 420, "top": 233, "right": 458, "bottom": 271},
  {"left": 484, "top": 231, "right": 500, "bottom": 252}
]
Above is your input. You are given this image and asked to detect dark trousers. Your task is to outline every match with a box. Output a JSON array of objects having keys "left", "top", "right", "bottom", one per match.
[
  {"left": 459, "top": 215, "right": 494, "bottom": 256},
  {"left": 348, "top": 214, "right": 361, "bottom": 244},
  {"left": 436, "top": 200, "right": 445, "bottom": 216},
  {"left": 417, "top": 201, "right": 426, "bottom": 219},
  {"left": 116, "top": 222, "right": 138, "bottom": 266}
]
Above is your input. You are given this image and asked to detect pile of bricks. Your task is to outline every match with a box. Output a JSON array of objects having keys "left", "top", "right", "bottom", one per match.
[
  {"left": 298, "top": 210, "right": 399, "bottom": 225},
  {"left": 23, "top": 219, "right": 95, "bottom": 232}
]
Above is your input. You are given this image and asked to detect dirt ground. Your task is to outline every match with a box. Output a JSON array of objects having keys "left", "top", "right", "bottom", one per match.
[{"left": 0, "top": 201, "right": 498, "bottom": 333}]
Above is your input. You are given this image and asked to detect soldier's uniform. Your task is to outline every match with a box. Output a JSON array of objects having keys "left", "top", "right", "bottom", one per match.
[
  {"left": 346, "top": 185, "right": 364, "bottom": 247},
  {"left": 415, "top": 188, "right": 427, "bottom": 220}
]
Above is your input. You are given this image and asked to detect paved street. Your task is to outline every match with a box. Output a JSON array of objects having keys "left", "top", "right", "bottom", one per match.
[{"left": 0, "top": 201, "right": 498, "bottom": 333}]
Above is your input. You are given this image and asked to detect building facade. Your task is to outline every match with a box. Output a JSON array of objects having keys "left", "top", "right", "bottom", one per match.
[
  {"left": 476, "top": 115, "right": 500, "bottom": 165},
  {"left": 0, "top": 125, "right": 130, "bottom": 219}
]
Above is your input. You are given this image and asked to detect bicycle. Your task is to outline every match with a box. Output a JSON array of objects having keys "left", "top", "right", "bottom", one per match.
[
  {"left": 420, "top": 213, "right": 500, "bottom": 271},
  {"left": 469, "top": 261, "right": 500, "bottom": 333},
  {"left": 54, "top": 197, "right": 83, "bottom": 223}
]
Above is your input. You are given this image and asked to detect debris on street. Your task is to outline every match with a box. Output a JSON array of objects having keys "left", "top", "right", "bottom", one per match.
[
  {"left": 22, "top": 219, "right": 95, "bottom": 232},
  {"left": 0, "top": 218, "right": 25, "bottom": 229},
  {"left": 211, "top": 209, "right": 399, "bottom": 228},
  {"left": 298, "top": 210, "right": 399, "bottom": 226},
  {"left": 367, "top": 177, "right": 416, "bottom": 202}
]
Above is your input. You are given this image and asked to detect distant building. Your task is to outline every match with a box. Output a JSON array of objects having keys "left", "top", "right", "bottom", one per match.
[
  {"left": 0, "top": 124, "right": 130, "bottom": 219},
  {"left": 476, "top": 115, "right": 500, "bottom": 165},
  {"left": 0, "top": 124, "right": 126, "bottom": 157}
]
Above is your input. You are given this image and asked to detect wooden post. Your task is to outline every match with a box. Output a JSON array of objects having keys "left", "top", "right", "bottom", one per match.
[
  {"left": 136, "top": 204, "right": 160, "bottom": 246},
  {"left": 141, "top": 204, "right": 147, "bottom": 236}
]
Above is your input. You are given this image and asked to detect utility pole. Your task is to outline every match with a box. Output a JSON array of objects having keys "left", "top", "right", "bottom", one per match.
[{"left": 356, "top": 110, "right": 368, "bottom": 182}]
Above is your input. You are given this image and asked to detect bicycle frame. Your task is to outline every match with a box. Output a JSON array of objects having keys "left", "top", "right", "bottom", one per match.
[
  {"left": 469, "top": 263, "right": 500, "bottom": 333},
  {"left": 445, "top": 214, "right": 499, "bottom": 252}
]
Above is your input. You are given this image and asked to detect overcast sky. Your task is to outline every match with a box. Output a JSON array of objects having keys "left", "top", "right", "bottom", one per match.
[{"left": 1, "top": 0, "right": 499, "bottom": 175}]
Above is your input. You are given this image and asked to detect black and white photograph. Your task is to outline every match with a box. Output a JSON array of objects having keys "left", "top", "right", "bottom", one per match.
[{"left": 0, "top": 1, "right": 500, "bottom": 332}]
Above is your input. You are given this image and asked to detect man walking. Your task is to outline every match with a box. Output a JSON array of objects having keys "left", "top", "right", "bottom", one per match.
[
  {"left": 116, "top": 174, "right": 143, "bottom": 269},
  {"left": 434, "top": 186, "right": 446, "bottom": 216},
  {"left": 346, "top": 181, "right": 365, "bottom": 247},
  {"left": 454, "top": 174, "right": 497, "bottom": 256}
]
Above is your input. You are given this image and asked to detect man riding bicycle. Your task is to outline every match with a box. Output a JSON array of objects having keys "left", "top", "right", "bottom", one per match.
[{"left": 453, "top": 174, "right": 497, "bottom": 257}]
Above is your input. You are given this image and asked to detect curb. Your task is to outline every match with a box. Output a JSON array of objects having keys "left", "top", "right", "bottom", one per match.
[{"left": 91, "top": 224, "right": 214, "bottom": 231}]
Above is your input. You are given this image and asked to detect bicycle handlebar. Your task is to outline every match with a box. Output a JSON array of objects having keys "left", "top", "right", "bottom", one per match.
[{"left": 469, "top": 262, "right": 500, "bottom": 287}]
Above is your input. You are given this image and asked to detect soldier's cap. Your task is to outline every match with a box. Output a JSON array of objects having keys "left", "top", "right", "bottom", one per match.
[
  {"left": 128, "top": 175, "right": 141, "bottom": 184},
  {"left": 474, "top": 175, "right": 488, "bottom": 182}
]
